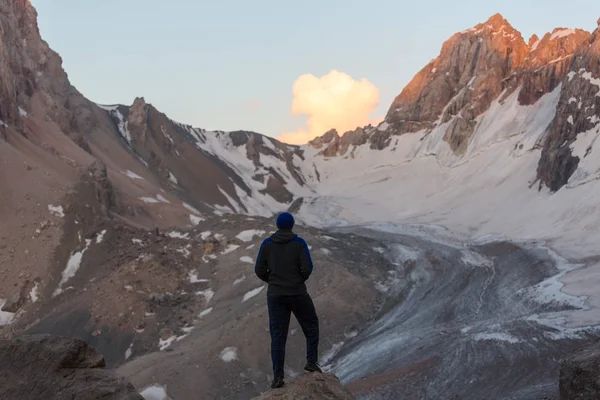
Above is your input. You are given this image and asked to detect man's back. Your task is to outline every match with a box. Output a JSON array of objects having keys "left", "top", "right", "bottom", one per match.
[
  {"left": 255, "top": 230, "right": 313, "bottom": 296},
  {"left": 254, "top": 212, "right": 321, "bottom": 389}
]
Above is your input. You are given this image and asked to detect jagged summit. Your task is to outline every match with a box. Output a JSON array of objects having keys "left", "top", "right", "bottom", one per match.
[{"left": 486, "top": 12, "right": 508, "bottom": 27}]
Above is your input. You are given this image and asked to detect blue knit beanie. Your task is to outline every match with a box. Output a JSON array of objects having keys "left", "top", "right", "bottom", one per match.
[{"left": 276, "top": 212, "right": 295, "bottom": 230}]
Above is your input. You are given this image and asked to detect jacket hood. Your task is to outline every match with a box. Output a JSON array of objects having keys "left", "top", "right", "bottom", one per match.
[{"left": 270, "top": 230, "right": 297, "bottom": 244}]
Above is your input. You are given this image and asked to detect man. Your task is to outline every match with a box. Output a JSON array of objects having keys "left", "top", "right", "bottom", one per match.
[{"left": 254, "top": 212, "right": 322, "bottom": 389}]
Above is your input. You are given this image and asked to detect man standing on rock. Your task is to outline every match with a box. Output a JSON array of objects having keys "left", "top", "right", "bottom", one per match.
[{"left": 254, "top": 212, "right": 322, "bottom": 389}]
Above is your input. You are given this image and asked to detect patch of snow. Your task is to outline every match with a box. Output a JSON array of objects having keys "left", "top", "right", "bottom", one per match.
[
  {"left": 221, "top": 244, "right": 240, "bottom": 254},
  {"left": 0, "top": 300, "right": 15, "bottom": 326},
  {"left": 177, "top": 245, "right": 191, "bottom": 258},
  {"left": 240, "top": 256, "right": 254, "bottom": 264},
  {"left": 140, "top": 197, "right": 160, "bottom": 204},
  {"left": 378, "top": 122, "right": 390, "bottom": 131},
  {"left": 159, "top": 335, "right": 177, "bottom": 351},
  {"left": 125, "top": 342, "right": 133, "bottom": 360},
  {"left": 125, "top": 170, "right": 144, "bottom": 180},
  {"left": 53, "top": 239, "right": 92, "bottom": 296},
  {"left": 140, "top": 385, "right": 169, "bottom": 400},
  {"left": 321, "top": 248, "right": 331, "bottom": 255},
  {"left": 132, "top": 238, "right": 143, "bottom": 245},
  {"left": 168, "top": 172, "right": 178, "bottom": 184},
  {"left": 242, "top": 286, "right": 265, "bottom": 302},
  {"left": 156, "top": 194, "right": 170, "bottom": 203},
  {"left": 48, "top": 204, "right": 65, "bottom": 218},
  {"left": 531, "top": 39, "right": 542, "bottom": 52},
  {"left": 96, "top": 230, "right": 107, "bottom": 244},
  {"left": 198, "top": 308, "right": 213, "bottom": 317},
  {"left": 18, "top": 107, "right": 28, "bottom": 117},
  {"left": 246, "top": 244, "right": 256, "bottom": 250},
  {"left": 183, "top": 203, "right": 201, "bottom": 215},
  {"left": 30, "top": 283, "right": 39, "bottom": 303},
  {"left": 196, "top": 289, "right": 215, "bottom": 303},
  {"left": 220, "top": 347, "right": 238, "bottom": 362},
  {"left": 236, "top": 229, "right": 266, "bottom": 242},
  {"left": 473, "top": 332, "right": 520, "bottom": 344},
  {"left": 168, "top": 231, "right": 189, "bottom": 239},
  {"left": 321, "top": 341, "right": 345, "bottom": 366},
  {"left": 190, "top": 214, "right": 204, "bottom": 226},
  {"left": 188, "top": 271, "right": 209, "bottom": 284},
  {"left": 233, "top": 276, "right": 246, "bottom": 286},
  {"left": 567, "top": 115, "right": 574, "bottom": 125},
  {"left": 200, "top": 231, "right": 212, "bottom": 240},
  {"left": 550, "top": 29, "right": 576, "bottom": 40}
]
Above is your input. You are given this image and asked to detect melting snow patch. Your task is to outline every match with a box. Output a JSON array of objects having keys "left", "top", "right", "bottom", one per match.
[
  {"left": 140, "top": 385, "right": 169, "bottom": 400},
  {"left": 125, "top": 342, "right": 134, "bottom": 360},
  {"left": 240, "top": 256, "right": 254, "bottom": 264},
  {"left": 18, "top": 107, "right": 28, "bottom": 117},
  {"left": 96, "top": 230, "right": 107, "bottom": 244},
  {"left": 233, "top": 276, "right": 246, "bottom": 286},
  {"left": 156, "top": 194, "right": 170, "bottom": 203},
  {"left": 183, "top": 202, "right": 201, "bottom": 215},
  {"left": 124, "top": 170, "right": 144, "bottom": 180},
  {"left": 132, "top": 238, "right": 143, "bottom": 245},
  {"left": 159, "top": 335, "right": 177, "bottom": 351},
  {"left": 0, "top": 300, "right": 15, "bottom": 326},
  {"left": 48, "top": 204, "right": 65, "bottom": 218},
  {"left": 568, "top": 115, "right": 574, "bottom": 125},
  {"left": 220, "top": 347, "right": 238, "bottom": 362},
  {"left": 196, "top": 289, "right": 215, "bottom": 303},
  {"left": 550, "top": 29, "right": 576, "bottom": 40},
  {"left": 140, "top": 197, "right": 160, "bottom": 204},
  {"left": 188, "top": 271, "right": 209, "bottom": 283},
  {"left": 221, "top": 244, "right": 240, "bottom": 255},
  {"left": 200, "top": 231, "right": 212, "bottom": 240},
  {"left": 177, "top": 245, "right": 191, "bottom": 258},
  {"left": 460, "top": 249, "right": 494, "bottom": 267},
  {"left": 168, "top": 231, "right": 189, "bottom": 239},
  {"left": 30, "top": 283, "right": 39, "bottom": 303},
  {"left": 199, "top": 308, "right": 213, "bottom": 318},
  {"left": 168, "top": 172, "right": 178, "bottom": 184},
  {"left": 54, "top": 239, "right": 92, "bottom": 296},
  {"left": 190, "top": 214, "right": 204, "bottom": 226},
  {"left": 473, "top": 332, "right": 520, "bottom": 344},
  {"left": 242, "top": 286, "right": 265, "bottom": 302},
  {"left": 236, "top": 229, "right": 266, "bottom": 242}
]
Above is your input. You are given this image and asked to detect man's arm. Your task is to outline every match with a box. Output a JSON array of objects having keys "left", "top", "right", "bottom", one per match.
[
  {"left": 255, "top": 239, "right": 270, "bottom": 282},
  {"left": 295, "top": 237, "right": 314, "bottom": 281}
]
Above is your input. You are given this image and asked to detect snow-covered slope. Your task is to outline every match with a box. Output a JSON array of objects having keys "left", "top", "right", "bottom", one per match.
[{"left": 296, "top": 84, "right": 600, "bottom": 259}]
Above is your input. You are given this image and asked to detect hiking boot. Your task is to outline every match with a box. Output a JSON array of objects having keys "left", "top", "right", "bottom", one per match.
[
  {"left": 271, "top": 377, "right": 285, "bottom": 389},
  {"left": 304, "top": 362, "right": 323, "bottom": 373}
]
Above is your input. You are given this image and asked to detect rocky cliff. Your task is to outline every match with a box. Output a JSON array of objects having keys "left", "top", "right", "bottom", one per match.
[{"left": 0, "top": 335, "right": 143, "bottom": 400}]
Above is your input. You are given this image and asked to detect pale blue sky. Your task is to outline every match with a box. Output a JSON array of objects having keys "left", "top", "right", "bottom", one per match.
[{"left": 33, "top": 0, "right": 598, "bottom": 139}]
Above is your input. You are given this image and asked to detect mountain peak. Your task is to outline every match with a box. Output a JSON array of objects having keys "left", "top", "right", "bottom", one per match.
[{"left": 486, "top": 13, "right": 508, "bottom": 27}]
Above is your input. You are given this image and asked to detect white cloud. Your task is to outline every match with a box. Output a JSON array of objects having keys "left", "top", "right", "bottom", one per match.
[{"left": 279, "top": 70, "right": 381, "bottom": 145}]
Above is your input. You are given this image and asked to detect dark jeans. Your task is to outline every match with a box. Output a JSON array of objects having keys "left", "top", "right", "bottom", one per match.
[{"left": 267, "top": 292, "right": 319, "bottom": 379}]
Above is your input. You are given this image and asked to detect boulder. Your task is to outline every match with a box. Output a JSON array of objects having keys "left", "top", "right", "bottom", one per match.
[
  {"left": 0, "top": 335, "right": 143, "bottom": 400},
  {"left": 559, "top": 343, "right": 600, "bottom": 399},
  {"left": 251, "top": 373, "right": 355, "bottom": 400}
]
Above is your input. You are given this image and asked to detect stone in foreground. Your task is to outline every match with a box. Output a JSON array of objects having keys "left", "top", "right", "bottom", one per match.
[
  {"left": 0, "top": 334, "right": 143, "bottom": 400},
  {"left": 252, "top": 373, "right": 355, "bottom": 400},
  {"left": 559, "top": 343, "right": 600, "bottom": 399}
]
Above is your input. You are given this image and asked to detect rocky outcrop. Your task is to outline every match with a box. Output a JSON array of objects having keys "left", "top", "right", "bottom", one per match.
[
  {"left": 0, "top": 335, "right": 143, "bottom": 400},
  {"left": 385, "top": 13, "right": 528, "bottom": 154},
  {"left": 251, "top": 373, "right": 355, "bottom": 400},
  {"left": 559, "top": 343, "right": 600, "bottom": 399},
  {"left": 537, "top": 22, "right": 600, "bottom": 191}
]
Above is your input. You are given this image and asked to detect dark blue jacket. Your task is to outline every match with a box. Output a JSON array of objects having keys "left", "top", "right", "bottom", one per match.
[{"left": 254, "top": 230, "right": 314, "bottom": 296}]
